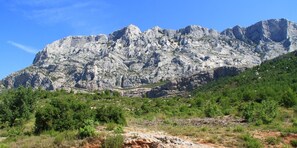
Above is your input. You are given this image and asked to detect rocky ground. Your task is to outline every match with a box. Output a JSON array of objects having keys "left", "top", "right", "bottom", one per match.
[
  {"left": 81, "top": 116, "right": 246, "bottom": 148},
  {"left": 82, "top": 126, "right": 212, "bottom": 148},
  {"left": 123, "top": 127, "right": 211, "bottom": 148}
]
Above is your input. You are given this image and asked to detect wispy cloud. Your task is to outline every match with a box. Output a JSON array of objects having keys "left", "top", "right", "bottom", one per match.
[
  {"left": 7, "top": 41, "right": 38, "bottom": 54},
  {"left": 6, "top": 0, "right": 110, "bottom": 34}
]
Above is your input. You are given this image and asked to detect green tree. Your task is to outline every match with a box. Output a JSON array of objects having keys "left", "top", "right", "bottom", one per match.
[
  {"left": 95, "top": 106, "right": 126, "bottom": 125},
  {"left": 0, "top": 87, "right": 37, "bottom": 126},
  {"left": 281, "top": 88, "right": 297, "bottom": 107},
  {"left": 242, "top": 100, "right": 278, "bottom": 124},
  {"left": 35, "top": 97, "right": 93, "bottom": 133}
]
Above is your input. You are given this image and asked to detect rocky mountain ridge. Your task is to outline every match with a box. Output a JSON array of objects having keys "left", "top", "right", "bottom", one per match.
[{"left": 1, "top": 18, "right": 297, "bottom": 96}]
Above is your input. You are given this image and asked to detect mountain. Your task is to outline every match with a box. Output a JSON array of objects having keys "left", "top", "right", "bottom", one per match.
[{"left": 1, "top": 19, "right": 297, "bottom": 95}]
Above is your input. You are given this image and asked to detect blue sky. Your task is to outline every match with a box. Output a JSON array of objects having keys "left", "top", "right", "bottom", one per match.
[{"left": 0, "top": 0, "right": 296, "bottom": 79}]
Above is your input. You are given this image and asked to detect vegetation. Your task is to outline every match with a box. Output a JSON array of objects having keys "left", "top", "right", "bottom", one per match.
[
  {"left": 241, "top": 133, "right": 262, "bottom": 148},
  {"left": 95, "top": 106, "right": 126, "bottom": 125},
  {"left": 194, "top": 51, "right": 297, "bottom": 110},
  {"left": 35, "top": 97, "right": 94, "bottom": 133},
  {"left": 290, "top": 139, "right": 297, "bottom": 147},
  {"left": 242, "top": 100, "right": 278, "bottom": 125},
  {"left": 102, "top": 134, "right": 124, "bottom": 148},
  {"left": 0, "top": 87, "right": 37, "bottom": 127},
  {"left": 78, "top": 120, "right": 96, "bottom": 138},
  {"left": 1, "top": 51, "right": 297, "bottom": 147}
]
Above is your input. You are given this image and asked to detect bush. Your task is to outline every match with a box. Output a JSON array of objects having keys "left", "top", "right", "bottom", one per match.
[
  {"left": 54, "top": 130, "right": 77, "bottom": 145},
  {"left": 265, "top": 137, "right": 280, "bottom": 145},
  {"left": 79, "top": 125, "right": 95, "bottom": 138},
  {"left": 293, "top": 119, "right": 297, "bottom": 127},
  {"left": 204, "top": 102, "right": 222, "bottom": 117},
  {"left": 7, "top": 126, "right": 23, "bottom": 137},
  {"left": 241, "top": 133, "right": 262, "bottom": 148},
  {"left": 0, "top": 87, "right": 37, "bottom": 126},
  {"left": 242, "top": 100, "right": 278, "bottom": 124},
  {"left": 54, "top": 134, "right": 64, "bottom": 146},
  {"left": 113, "top": 125, "right": 124, "bottom": 134},
  {"left": 106, "top": 123, "right": 117, "bottom": 131},
  {"left": 103, "top": 134, "right": 124, "bottom": 148},
  {"left": 281, "top": 88, "right": 297, "bottom": 107},
  {"left": 291, "top": 139, "right": 297, "bottom": 147},
  {"left": 233, "top": 125, "right": 245, "bottom": 133},
  {"left": 95, "top": 106, "right": 126, "bottom": 125},
  {"left": 78, "top": 119, "right": 96, "bottom": 138},
  {"left": 35, "top": 98, "right": 94, "bottom": 133}
]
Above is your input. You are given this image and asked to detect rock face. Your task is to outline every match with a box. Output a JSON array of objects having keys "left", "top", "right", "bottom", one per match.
[
  {"left": 1, "top": 19, "right": 297, "bottom": 96},
  {"left": 146, "top": 67, "right": 245, "bottom": 98}
]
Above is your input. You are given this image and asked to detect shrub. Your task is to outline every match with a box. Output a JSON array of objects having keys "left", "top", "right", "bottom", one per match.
[
  {"left": 95, "top": 106, "right": 126, "bottom": 125},
  {"left": 204, "top": 102, "right": 222, "bottom": 117},
  {"left": 265, "top": 137, "right": 280, "bottom": 145},
  {"left": 135, "top": 102, "right": 152, "bottom": 115},
  {"left": 54, "top": 134, "right": 64, "bottom": 146},
  {"left": 241, "top": 133, "right": 262, "bottom": 148},
  {"left": 106, "top": 123, "right": 124, "bottom": 134},
  {"left": 106, "top": 123, "right": 117, "bottom": 131},
  {"left": 242, "top": 100, "right": 278, "bottom": 124},
  {"left": 78, "top": 119, "right": 96, "bottom": 138},
  {"left": 78, "top": 125, "right": 95, "bottom": 138},
  {"left": 281, "top": 88, "right": 297, "bottom": 107},
  {"left": 293, "top": 119, "right": 297, "bottom": 127},
  {"left": 35, "top": 98, "right": 94, "bottom": 133},
  {"left": 113, "top": 125, "right": 124, "bottom": 134},
  {"left": 291, "top": 139, "right": 297, "bottom": 147},
  {"left": 7, "top": 126, "right": 23, "bottom": 137},
  {"left": 233, "top": 125, "right": 245, "bottom": 133},
  {"left": 54, "top": 130, "right": 77, "bottom": 145},
  {"left": 191, "top": 97, "right": 203, "bottom": 107},
  {"left": 103, "top": 134, "right": 124, "bottom": 148},
  {"left": 0, "top": 87, "right": 37, "bottom": 126}
]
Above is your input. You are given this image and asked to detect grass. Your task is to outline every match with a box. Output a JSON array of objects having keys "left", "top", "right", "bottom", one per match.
[
  {"left": 102, "top": 134, "right": 124, "bottom": 148},
  {"left": 265, "top": 137, "right": 280, "bottom": 145},
  {"left": 4, "top": 135, "right": 55, "bottom": 148},
  {"left": 155, "top": 124, "right": 244, "bottom": 146},
  {"left": 241, "top": 133, "right": 263, "bottom": 148}
]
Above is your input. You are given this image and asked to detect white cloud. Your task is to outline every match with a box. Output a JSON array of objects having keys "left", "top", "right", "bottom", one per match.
[{"left": 7, "top": 41, "right": 38, "bottom": 54}]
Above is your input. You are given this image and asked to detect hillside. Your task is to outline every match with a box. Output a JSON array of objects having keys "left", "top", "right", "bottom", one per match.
[
  {"left": 1, "top": 18, "right": 297, "bottom": 97},
  {"left": 194, "top": 50, "right": 297, "bottom": 107},
  {"left": 1, "top": 51, "right": 297, "bottom": 147}
]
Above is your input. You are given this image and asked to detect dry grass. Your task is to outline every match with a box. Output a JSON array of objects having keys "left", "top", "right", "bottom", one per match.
[
  {"left": 153, "top": 124, "right": 244, "bottom": 147},
  {"left": 8, "top": 135, "right": 55, "bottom": 148}
]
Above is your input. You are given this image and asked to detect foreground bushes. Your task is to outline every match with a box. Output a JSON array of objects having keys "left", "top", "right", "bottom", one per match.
[
  {"left": 35, "top": 96, "right": 127, "bottom": 133},
  {"left": 95, "top": 106, "right": 127, "bottom": 125},
  {"left": 0, "top": 87, "right": 37, "bottom": 127},
  {"left": 35, "top": 97, "right": 93, "bottom": 133},
  {"left": 242, "top": 100, "right": 278, "bottom": 124}
]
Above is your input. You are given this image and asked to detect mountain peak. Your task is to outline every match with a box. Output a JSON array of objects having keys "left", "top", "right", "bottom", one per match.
[
  {"left": 245, "top": 18, "right": 292, "bottom": 43},
  {"left": 110, "top": 24, "right": 141, "bottom": 41},
  {"left": 125, "top": 24, "right": 141, "bottom": 33},
  {"left": 222, "top": 18, "right": 297, "bottom": 45}
]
